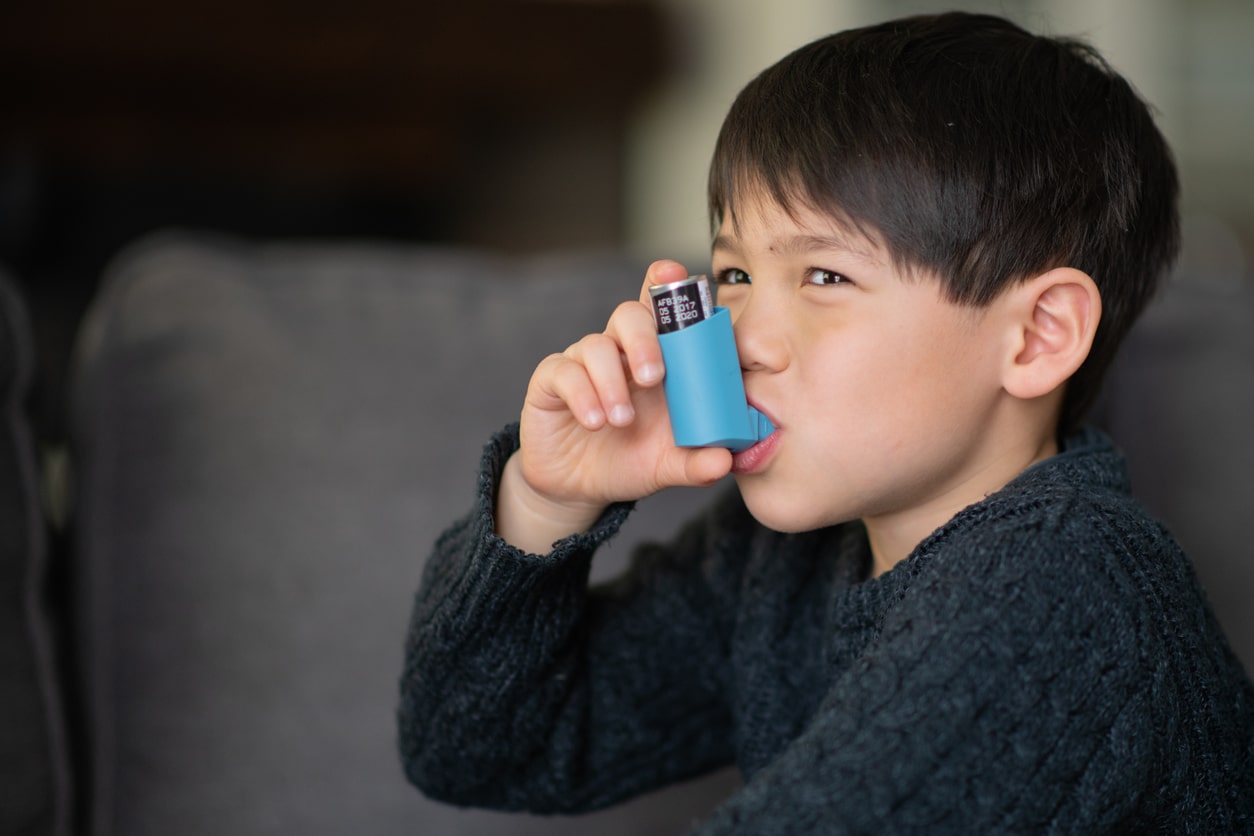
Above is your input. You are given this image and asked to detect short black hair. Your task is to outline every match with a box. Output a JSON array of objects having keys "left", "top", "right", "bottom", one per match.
[{"left": 708, "top": 12, "right": 1180, "bottom": 431}]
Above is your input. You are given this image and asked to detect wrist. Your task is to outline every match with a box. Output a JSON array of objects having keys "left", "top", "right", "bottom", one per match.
[{"left": 495, "top": 454, "right": 607, "bottom": 554}]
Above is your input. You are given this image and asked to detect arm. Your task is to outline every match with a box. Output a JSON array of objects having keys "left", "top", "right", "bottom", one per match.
[
  {"left": 399, "top": 425, "right": 754, "bottom": 813},
  {"left": 401, "top": 261, "right": 741, "bottom": 812}
]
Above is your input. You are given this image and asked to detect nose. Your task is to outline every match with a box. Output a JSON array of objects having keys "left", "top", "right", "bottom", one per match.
[{"left": 730, "top": 289, "right": 787, "bottom": 373}]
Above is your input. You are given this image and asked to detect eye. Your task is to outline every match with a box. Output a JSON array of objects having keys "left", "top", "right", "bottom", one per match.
[
  {"left": 715, "top": 268, "right": 751, "bottom": 286},
  {"left": 805, "top": 268, "right": 850, "bottom": 286}
]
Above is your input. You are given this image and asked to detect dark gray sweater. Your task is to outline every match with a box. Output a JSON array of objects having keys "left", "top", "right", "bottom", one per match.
[{"left": 399, "top": 426, "right": 1254, "bottom": 833}]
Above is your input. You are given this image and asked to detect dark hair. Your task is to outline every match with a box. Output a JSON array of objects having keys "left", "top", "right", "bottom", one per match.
[{"left": 708, "top": 12, "right": 1180, "bottom": 431}]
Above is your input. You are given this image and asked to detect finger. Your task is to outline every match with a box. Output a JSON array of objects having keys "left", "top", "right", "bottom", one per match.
[
  {"left": 571, "top": 332, "right": 637, "bottom": 427},
  {"left": 604, "top": 300, "right": 665, "bottom": 388},
  {"left": 637, "top": 259, "right": 692, "bottom": 307},
  {"left": 532, "top": 353, "right": 607, "bottom": 430}
]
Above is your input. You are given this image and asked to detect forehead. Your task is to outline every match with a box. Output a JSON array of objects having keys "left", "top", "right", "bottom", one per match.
[{"left": 713, "top": 190, "right": 885, "bottom": 263}]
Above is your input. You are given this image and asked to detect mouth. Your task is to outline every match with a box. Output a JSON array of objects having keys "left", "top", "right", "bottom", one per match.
[{"left": 731, "top": 404, "right": 779, "bottom": 475}]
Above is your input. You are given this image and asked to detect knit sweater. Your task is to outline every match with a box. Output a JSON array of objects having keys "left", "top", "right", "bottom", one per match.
[{"left": 399, "top": 425, "right": 1254, "bottom": 833}]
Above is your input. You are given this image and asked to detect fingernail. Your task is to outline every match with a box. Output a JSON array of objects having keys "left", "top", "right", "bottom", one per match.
[
  {"left": 637, "top": 363, "right": 664, "bottom": 384},
  {"left": 609, "top": 404, "right": 634, "bottom": 425}
]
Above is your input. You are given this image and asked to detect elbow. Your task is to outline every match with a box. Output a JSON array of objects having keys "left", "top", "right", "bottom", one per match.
[
  {"left": 396, "top": 694, "right": 526, "bottom": 810},
  {"left": 397, "top": 704, "right": 476, "bottom": 806}
]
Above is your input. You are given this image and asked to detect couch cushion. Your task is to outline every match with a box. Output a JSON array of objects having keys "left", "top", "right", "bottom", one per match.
[
  {"left": 69, "top": 233, "right": 734, "bottom": 835},
  {"left": 0, "top": 266, "right": 72, "bottom": 836}
]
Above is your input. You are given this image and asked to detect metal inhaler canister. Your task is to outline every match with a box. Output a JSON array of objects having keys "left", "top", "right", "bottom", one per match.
[{"left": 648, "top": 276, "right": 774, "bottom": 451}]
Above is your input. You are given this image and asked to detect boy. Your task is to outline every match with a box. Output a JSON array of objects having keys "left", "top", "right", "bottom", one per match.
[{"left": 399, "top": 12, "right": 1254, "bottom": 832}]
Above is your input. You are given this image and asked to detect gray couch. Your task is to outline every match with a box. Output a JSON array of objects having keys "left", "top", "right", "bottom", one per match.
[{"left": 3, "top": 232, "right": 1252, "bottom": 835}]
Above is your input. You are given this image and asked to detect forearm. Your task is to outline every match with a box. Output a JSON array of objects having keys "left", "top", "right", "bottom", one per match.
[
  {"left": 399, "top": 428, "right": 626, "bottom": 809},
  {"left": 399, "top": 427, "right": 738, "bottom": 813},
  {"left": 399, "top": 516, "right": 597, "bottom": 809}
]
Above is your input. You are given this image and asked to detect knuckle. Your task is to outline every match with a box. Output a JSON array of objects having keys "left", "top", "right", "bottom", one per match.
[
  {"left": 572, "top": 332, "right": 612, "bottom": 358},
  {"left": 607, "top": 300, "right": 651, "bottom": 334},
  {"left": 551, "top": 356, "right": 586, "bottom": 387},
  {"left": 539, "top": 351, "right": 567, "bottom": 369},
  {"left": 536, "top": 352, "right": 573, "bottom": 385},
  {"left": 613, "top": 299, "right": 645, "bottom": 319}
]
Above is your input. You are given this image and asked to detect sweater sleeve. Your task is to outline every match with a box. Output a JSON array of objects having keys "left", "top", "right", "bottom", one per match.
[
  {"left": 693, "top": 499, "right": 1163, "bottom": 835},
  {"left": 398, "top": 425, "right": 750, "bottom": 813}
]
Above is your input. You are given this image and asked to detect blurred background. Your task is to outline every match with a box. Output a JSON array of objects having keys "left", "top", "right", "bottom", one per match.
[{"left": 1, "top": 0, "right": 1251, "bottom": 440}]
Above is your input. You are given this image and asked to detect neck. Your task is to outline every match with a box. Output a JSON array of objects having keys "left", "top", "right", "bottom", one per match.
[{"left": 864, "top": 430, "right": 1059, "bottom": 578}]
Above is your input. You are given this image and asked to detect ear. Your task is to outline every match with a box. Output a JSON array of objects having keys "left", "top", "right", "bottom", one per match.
[{"left": 1000, "top": 267, "right": 1101, "bottom": 401}]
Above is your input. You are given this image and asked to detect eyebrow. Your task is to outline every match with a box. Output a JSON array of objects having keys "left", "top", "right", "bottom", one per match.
[{"left": 712, "top": 232, "right": 883, "bottom": 265}]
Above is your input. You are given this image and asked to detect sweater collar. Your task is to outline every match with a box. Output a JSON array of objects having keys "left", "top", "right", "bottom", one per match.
[
  {"left": 838, "top": 426, "right": 1131, "bottom": 601},
  {"left": 1013, "top": 425, "right": 1132, "bottom": 496}
]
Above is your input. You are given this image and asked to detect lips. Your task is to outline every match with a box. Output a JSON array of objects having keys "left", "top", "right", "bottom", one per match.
[{"left": 731, "top": 404, "right": 779, "bottom": 475}]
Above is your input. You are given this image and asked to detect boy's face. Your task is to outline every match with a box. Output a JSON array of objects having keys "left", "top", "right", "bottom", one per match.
[{"left": 711, "top": 193, "right": 1030, "bottom": 562}]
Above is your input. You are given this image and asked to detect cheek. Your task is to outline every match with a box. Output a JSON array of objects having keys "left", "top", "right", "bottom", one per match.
[
  {"left": 718, "top": 286, "right": 750, "bottom": 318},
  {"left": 805, "top": 319, "right": 991, "bottom": 428},
  {"left": 804, "top": 321, "right": 926, "bottom": 402},
  {"left": 903, "top": 320, "right": 1003, "bottom": 422}
]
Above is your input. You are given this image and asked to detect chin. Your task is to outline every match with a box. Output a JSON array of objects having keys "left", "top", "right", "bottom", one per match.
[{"left": 737, "top": 482, "right": 839, "bottom": 535}]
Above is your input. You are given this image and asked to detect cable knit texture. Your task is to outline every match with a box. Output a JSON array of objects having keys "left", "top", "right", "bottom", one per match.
[{"left": 398, "top": 425, "right": 1254, "bottom": 833}]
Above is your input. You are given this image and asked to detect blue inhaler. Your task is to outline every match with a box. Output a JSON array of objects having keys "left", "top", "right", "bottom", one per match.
[{"left": 649, "top": 275, "right": 774, "bottom": 451}]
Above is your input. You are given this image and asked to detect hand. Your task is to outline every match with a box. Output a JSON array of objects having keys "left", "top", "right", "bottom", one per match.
[{"left": 496, "top": 260, "right": 734, "bottom": 553}]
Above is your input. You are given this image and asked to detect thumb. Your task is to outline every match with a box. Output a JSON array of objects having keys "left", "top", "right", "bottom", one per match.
[{"left": 655, "top": 445, "right": 733, "bottom": 490}]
